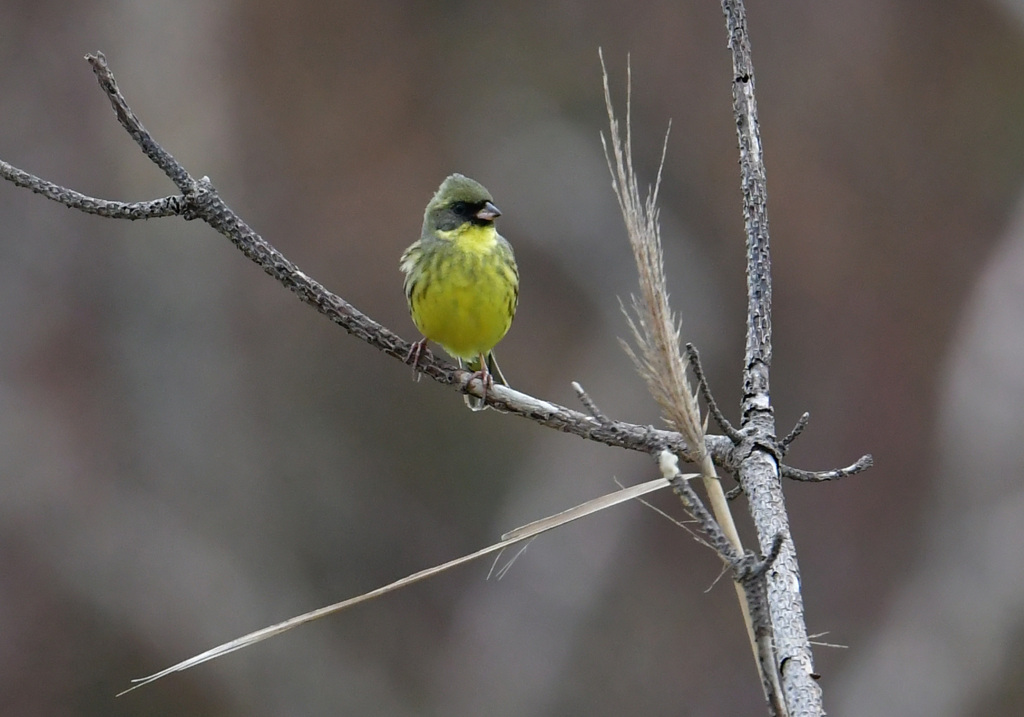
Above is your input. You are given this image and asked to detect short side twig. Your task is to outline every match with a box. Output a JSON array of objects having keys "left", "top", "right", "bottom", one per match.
[
  {"left": 782, "top": 454, "right": 873, "bottom": 483},
  {"left": 778, "top": 412, "right": 810, "bottom": 455},
  {"left": 88, "top": 53, "right": 192, "bottom": 191},
  {"left": 685, "top": 343, "right": 742, "bottom": 442},
  {"left": 0, "top": 159, "right": 184, "bottom": 219},
  {"left": 571, "top": 381, "right": 612, "bottom": 427}
]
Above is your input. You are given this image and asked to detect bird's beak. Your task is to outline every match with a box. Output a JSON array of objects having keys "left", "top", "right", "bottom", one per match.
[{"left": 476, "top": 201, "right": 501, "bottom": 221}]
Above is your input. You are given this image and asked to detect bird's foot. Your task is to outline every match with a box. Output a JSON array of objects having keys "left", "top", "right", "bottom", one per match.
[
  {"left": 405, "top": 338, "right": 429, "bottom": 382},
  {"left": 470, "top": 367, "right": 495, "bottom": 396},
  {"left": 466, "top": 358, "right": 495, "bottom": 408}
]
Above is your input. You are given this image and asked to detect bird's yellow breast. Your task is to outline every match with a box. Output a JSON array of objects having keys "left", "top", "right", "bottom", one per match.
[{"left": 406, "top": 225, "right": 518, "bottom": 361}]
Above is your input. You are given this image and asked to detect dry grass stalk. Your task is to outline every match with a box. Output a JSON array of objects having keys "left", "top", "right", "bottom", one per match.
[{"left": 600, "top": 51, "right": 766, "bottom": 686}]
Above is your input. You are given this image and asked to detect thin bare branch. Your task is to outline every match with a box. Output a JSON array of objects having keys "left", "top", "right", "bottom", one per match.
[
  {"left": 0, "top": 159, "right": 184, "bottom": 219},
  {"left": 0, "top": 53, "right": 742, "bottom": 463}
]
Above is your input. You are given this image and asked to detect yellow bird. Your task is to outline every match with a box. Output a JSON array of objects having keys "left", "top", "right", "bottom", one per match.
[{"left": 400, "top": 174, "right": 519, "bottom": 410}]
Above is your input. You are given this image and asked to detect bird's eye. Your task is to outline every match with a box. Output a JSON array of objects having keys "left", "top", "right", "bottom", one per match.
[{"left": 450, "top": 201, "right": 468, "bottom": 216}]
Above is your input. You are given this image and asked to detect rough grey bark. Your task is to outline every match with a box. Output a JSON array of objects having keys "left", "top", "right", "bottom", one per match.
[{"left": 721, "top": 2, "right": 824, "bottom": 715}]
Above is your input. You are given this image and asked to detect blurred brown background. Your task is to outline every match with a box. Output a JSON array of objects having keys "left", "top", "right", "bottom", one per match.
[{"left": 2, "top": 1, "right": 1024, "bottom": 715}]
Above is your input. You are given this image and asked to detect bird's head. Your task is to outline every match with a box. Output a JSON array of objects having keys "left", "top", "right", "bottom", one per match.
[{"left": 425, "top": 173, "right": 501, "bottom": 234}]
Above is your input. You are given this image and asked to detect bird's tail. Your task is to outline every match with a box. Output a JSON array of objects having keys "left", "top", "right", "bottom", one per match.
[{"left": 462, "top": 352, "right": 508, "bottom": 411}]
